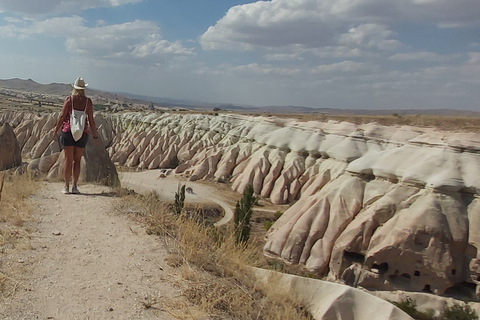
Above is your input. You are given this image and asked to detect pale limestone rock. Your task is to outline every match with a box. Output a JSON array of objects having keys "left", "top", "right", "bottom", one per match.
[
  {"left": 328, "top": 183, "right": 420, "bottom": 281},
  {"left": 363, "top": 191, "right": 469, "bottom": 295},
  {"left": 265, "top": 174, "right": 365, "bottom": 272},
  {"left": 5, "top": 110, "right": 480, "bottom": 299},
  {"left": 270, "top": 152, "right": 306, "bottom": 204},
  {"left": 189, "top": 149, "right": 223, "bottom": 181},
  {"left": 28, "top": 152, "right": 60, "bottom": 173},
  {"left": 158, "top": 144, "right": 178, "bottom": 168},
  {"left": 30, "top": 133, "right": 54, "bottom": 159},
  {"left": 260, "top": 150, "right": 285, "bottom": 198},
  {"left": 22, "top": 134, "right": 39, "bottom": 156},
  {"left": 41, "top": 139, "right": 61, "bottom": 157},
  {"left": 214, "top": 145, "right": 239, "bottom": 181},
  {"left": 253, "top": 267, "right": 414, "bottom": 320},
  {"left": 231, "top": 147, "right": 271, "bottom": 195},
  {"left": 14, "top": 120, "right": 33, "bottom": 148}
]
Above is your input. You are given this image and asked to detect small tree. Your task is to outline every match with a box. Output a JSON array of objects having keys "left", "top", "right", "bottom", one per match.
[
  {"left": 234, "top": 184, "right": 256, "bottom": 244},
  {"left": 174, "top": 184, "right": 186, "bottom": 215}
]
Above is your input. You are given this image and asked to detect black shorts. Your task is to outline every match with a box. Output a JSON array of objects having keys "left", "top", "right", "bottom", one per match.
[{"left": 61, "top": 130, "right": 88, "bottom": 148}]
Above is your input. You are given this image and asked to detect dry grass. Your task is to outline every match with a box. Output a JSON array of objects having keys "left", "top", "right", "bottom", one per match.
[
  {"left": 114, "top": 190, "right": 314, "bottom": 320},
  {"left": 0, "top": 171, "right": 40, "bottom": 298},
  {"left": 0, "top": 171, "right": 38, "bottom": 249}
]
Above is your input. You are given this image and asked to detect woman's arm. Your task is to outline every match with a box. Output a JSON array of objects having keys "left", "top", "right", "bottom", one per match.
[
  {"left": 52, "top": 97, "right": 70, "bottom": 138},
  {"left": 87, "top": 98, "right": 99, "bottom": 139}
]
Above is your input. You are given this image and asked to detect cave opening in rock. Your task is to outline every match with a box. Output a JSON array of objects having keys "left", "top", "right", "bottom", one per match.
[
  {"left": 423, "top": 284, "right": 432, "bottom": 293},
  {"left": 414, "top": 270, "right": 420, "bottom": 276},
  {"left": 371, "top": 262, "right": 389, "bottom": 275},
  {"left": 444, "top": 282, "right": 477, "bottom": 300},
  {"left": 343, "top": 251, "right": 365, "bottom": 263}
]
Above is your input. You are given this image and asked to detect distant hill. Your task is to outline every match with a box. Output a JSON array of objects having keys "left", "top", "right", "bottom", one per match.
[
  {"left": 0, "top": 78, "right": 69, "bottom": 95},
  {"left": 1, "top": 78, "right": 479, "bottom": 116}
]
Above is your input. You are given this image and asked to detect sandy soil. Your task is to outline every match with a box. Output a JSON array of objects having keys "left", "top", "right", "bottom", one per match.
[{"left": 0, "top": 181, "right": 199, "bottom": 320}]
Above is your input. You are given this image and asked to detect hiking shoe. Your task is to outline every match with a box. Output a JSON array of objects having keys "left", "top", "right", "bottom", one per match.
[
  {"left": 71, "top": 186, "right": 80, "bottom": 194},
  {"left": 61, "top": 186, "right": 69, "bottom": 194}
]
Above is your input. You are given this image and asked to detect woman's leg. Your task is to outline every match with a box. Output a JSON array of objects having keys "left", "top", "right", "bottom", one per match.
[
  {"left": 63, "top": 146, "right": 74, "bottom": 188},
  {"left": 72, "top": 146, "right": 84, "bottom": 188}
]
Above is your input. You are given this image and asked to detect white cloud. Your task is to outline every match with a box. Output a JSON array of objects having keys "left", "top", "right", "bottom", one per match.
[
  {"left": 311, "top": 61, "right": 366, "bottom": 73},
  {"left": 1, "top": 16, "right": 194, "bottom": 64},
  {"left": 200, "top": 0, "right": 480, "bottom": 54},
  {"left": 200, "top": 0, "right": 338, "bottom": 51},
  {"left": 264, "top": 52, "right": 303, "bottom": 61},
  {"left": 389, "top": 52, "right": 452, "bottom": 62},
  {"left": 229, "top": 63, "right": 301, "bottom": 76},
  {"left": 338, "top": 24, "right": 401, "bottom": 51}
]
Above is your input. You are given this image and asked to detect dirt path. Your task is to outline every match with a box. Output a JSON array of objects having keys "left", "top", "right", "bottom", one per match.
[{"left": 0, "top": 182, "right": 197, "bottom": 320}]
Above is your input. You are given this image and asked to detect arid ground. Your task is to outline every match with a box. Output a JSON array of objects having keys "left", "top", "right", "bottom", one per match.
[{"left": 0, "top": 181, "right": 207, "bottom": 320}]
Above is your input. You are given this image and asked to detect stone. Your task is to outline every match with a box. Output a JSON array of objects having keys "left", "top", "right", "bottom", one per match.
[
  {"left": 47, "top": 138, "right": 119, "bottom": 187},
  {"left": 0, "top": 123, "right": 22, "bottom": 170}
]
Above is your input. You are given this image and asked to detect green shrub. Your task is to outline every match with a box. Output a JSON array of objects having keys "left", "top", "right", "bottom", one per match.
[
  {"left": 263, "top": 220, "right": 273, "bottom": 231},
  {"left": 394, "top": 297, "right": 420, "bottom": 318},
  {"left": 440, "top": 303, "right": 478, "bottom": 320},
  {"left": 263, "top": 211, "right": 283, "bottom": 231},
  {"left": 274, "top": 211, "right": 283, "bottom": 220},
  {"left": 392, "top": 298, "right": 478, "bottom": 320},
  {"left": 234, "top": 184, "right": 256, "bottom": 244}
]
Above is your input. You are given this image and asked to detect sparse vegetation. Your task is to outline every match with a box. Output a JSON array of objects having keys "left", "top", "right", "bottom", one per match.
[
  {"left": 0, "top": 171, "right": 39, "bottom": 297},
  {"left": 393, "top": 297, "right": 478, "bottom": 320},
  {"left": 440, "top": 303, "right": 478, "bottom": 320},
  {"left": 93, "top": 104, "right": 108, "bottom": 111},
  {"left": 264, "top": 210, "right": 283, "bottom": 231},
  {"left": 114, "top": 188, "right": 314, "bottom": 319}
]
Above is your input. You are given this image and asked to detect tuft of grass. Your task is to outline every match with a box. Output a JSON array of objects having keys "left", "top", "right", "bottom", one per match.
[{"left": 114, "top": 190, "right": 314, "bottom": 320}]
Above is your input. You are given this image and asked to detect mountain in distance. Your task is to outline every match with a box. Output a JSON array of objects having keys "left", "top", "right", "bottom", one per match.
[
  {"left": 119, "top": 90, "right": 480, "bottom": 116},
  {"left": 1, "top": 78, "right": 479, "bottom": 116}
]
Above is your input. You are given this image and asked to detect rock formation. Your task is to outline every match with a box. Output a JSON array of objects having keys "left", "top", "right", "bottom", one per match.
[
  {"left": 253, "top": 267, "right": 414, "bottom": 320},
  {"left": 1, "top": 110, "right": 480, "bottom": 299},
  {"left": 0, "top": 123, "right": 22, "bottom": 170},
  {"left": 0, "top": 111, "right": 118, "bottom": 186}
]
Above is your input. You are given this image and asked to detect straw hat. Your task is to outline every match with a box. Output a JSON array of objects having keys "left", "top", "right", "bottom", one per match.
[{"left": 72, "top": 77, "right": 88, "bottom": 90}]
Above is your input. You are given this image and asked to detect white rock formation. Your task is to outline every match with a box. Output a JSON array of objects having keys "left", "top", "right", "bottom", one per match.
[
  {"left": 2, "top": 110, "right": 480, "bottom": 299},
  {"left": 0, "top": 111, "right": 118, "bottom": 186},
  {"left": 253, "top": 267, "right": 414, "bottom": 320}
]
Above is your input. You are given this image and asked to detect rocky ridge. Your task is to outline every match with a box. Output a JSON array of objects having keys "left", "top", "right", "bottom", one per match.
[{"left": 1, "top": 110, "right": 480, "bottom": 299}]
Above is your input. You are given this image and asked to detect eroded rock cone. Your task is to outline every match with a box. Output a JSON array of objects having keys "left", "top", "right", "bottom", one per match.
[
  {"left": 0, "top": 123, "right": 22, "bottom": 170},
  {"left": 47, "top": 136, "right": 119, "bottom": 187}
]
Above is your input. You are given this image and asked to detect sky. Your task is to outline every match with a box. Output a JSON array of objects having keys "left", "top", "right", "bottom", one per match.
[{"left": 0, "top": 0, "right": 479, "bottom": 111}]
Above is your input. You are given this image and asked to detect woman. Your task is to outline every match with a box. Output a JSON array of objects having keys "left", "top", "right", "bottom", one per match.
[{"left": 52, "top": 77, "right": 99, "bottom": 194}]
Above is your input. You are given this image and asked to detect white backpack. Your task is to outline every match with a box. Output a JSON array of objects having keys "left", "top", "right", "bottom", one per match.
[{"left": 70, "top": 95, "right": 88, "bottom": 141}]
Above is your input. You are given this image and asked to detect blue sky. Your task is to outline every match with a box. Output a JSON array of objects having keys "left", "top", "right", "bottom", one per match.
[{"left": 0, "top": 0, "right": 479, "bottom": 110}]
